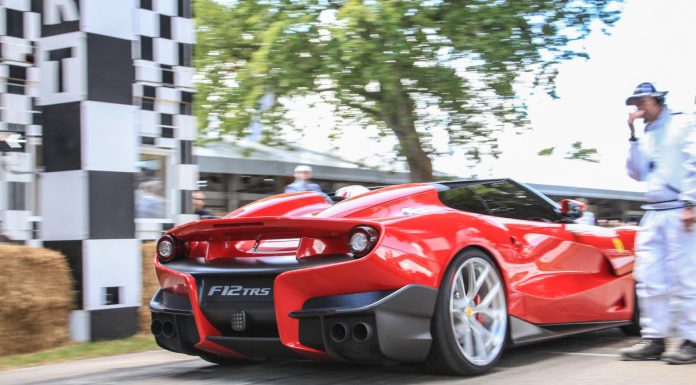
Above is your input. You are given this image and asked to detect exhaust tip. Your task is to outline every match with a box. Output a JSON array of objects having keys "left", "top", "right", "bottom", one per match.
[
  {"left": 162, "top": 320, "right": 175, "bottom": 338},
  {"left": 151, "top": 319, "right": 162, "bottom": 337},
  {"left": 352, "top": 322, "right": 373, "bottom": 343},
  {"left": 330, "top": 322, "right": 349, "bottom": 343}
]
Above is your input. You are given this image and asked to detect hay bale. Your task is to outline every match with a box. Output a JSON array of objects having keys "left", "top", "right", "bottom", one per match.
[
  {"left": 139, "top": 242, "right": 159, "bottom": 333},
  {"left": 0, "top": 244, "right": 73, "bottom": 356}
]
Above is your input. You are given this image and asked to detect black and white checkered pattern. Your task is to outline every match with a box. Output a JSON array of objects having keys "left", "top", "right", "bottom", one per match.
[
  {"left": 0, "top": 0, "right": 40, "bottom": 242},
  {"left": 1, "top": 0, "right": 197, "bottom": 341},
  {"left": 134, "top": 0, "right": 197, "bottom": 227}
]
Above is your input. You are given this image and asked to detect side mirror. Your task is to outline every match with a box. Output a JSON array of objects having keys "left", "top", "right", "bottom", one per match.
[{"left": 559, "top": 199, "right": 586, "bottom": 220}]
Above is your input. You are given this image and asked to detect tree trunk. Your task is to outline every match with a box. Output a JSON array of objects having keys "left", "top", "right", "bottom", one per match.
[{"left": 382, "top": 82, "right": 433, "bottom": 182}]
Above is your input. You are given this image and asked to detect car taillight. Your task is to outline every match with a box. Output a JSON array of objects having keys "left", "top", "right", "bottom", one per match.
[
  {"left": 157, "top": 235, "right": 185, "bottom": 263},
  {"left": 348, "top": 226, "right": 379, "bottom": 258}
]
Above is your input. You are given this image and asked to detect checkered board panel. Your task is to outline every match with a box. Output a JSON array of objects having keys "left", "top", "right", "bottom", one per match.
[
  {"left": 133, "top": 0, "right": 196, "bottom": 176},
  {"left": 0, "top": 1, "right": 41, "bottom": 131},
  {"left": 1, "top": 2, "right": 41, "bottom": 241},
  {"left": 0, "top": 1, "right": 40, "bottom": 62}
]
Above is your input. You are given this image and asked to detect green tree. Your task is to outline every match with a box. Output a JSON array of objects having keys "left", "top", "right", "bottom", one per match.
[
  {"left": 196, "top": 0, "right": 621, "bottom": 181},
  {"left": 565, "top": 141, "right": 600, "bottom": 163},
  {"left": 537, "top": 147, "right": 555, "bottom": 156},
  {"left": 537, "top": 142, "right": 600, "bottom": 162}
]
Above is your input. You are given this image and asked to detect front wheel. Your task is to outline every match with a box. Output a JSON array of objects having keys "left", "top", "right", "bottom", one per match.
[{"left": 426, "top": 249, "right": 508, "bottom": 375}]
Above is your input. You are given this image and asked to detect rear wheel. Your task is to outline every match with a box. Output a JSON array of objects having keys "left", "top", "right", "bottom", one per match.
[{"left": 426, "top": 249, "right": 508, "bottom": 375}]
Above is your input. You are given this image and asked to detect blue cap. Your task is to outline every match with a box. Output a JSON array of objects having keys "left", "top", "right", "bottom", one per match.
[{"left": 625, "top": 82, "right": 667, "bottom": 105}]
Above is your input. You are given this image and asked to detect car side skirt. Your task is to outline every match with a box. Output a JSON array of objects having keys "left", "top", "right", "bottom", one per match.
[{"left": 508, "top": 315, "right": 632, "bottom": 346}]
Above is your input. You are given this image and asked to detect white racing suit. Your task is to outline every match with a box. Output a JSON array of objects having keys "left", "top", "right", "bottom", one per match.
[{"left": 627, "top": 107, "right": 696, "bottom": 341}]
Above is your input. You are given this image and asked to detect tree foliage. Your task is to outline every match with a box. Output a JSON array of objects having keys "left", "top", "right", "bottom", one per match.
[
  {"left": 537, "top": 142, "right": 600, "bottom": 162},
  {"left": 537, "top": 147, "right": 555, "bottom": 156},
  {"left": 195, "top": 0, "right": 621, "bottom": 181},
  {"left": 565, "top": 141, "right": 600, "bottom": 163}
]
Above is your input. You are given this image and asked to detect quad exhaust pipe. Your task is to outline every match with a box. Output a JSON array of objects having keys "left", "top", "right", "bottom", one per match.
[
  {"left": 151, "top": 319, "right": 175, "bottom": 338},
  {"left": 329, "top": 321, "right": 374, "bottom": 343},
  {"left": 330, "top": 322, "right": 349, "bottom": 342},
  {"left": 352, "top": 322, "right": 373, "bottom": 343}
]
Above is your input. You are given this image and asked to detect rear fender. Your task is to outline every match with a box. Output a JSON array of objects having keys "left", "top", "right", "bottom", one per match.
[{"left": 377, "top": 212, "right": 515, "bottom": 290}]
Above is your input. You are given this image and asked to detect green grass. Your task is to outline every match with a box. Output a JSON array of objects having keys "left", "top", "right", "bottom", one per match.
[{"left": 0, "top": 335, "right": 159, "bottom": 371}]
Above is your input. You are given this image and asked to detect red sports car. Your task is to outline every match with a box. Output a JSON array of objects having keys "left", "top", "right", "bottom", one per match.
[{"left": 150, "top": 179, "right": 640, "bottom": 375}]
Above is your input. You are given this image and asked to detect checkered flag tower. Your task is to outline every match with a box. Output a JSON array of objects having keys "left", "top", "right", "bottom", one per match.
[{"left": 0, "top": 0, "right": 197, "bottom": 341}]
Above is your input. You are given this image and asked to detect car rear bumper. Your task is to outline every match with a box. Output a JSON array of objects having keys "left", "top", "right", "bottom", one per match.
[{"left": 150, "top": 283, "right": 437, "bottom": 363}]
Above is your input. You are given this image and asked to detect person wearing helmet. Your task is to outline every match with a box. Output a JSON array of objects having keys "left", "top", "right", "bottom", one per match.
[
  {"left": 619, "top": 82, "right": 696, "bottom": 364},
  {"left": 335, "top": 185, "right": 370, "bottom": 200}
]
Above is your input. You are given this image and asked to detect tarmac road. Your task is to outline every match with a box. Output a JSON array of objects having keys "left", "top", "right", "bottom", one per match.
[{"left": 1, "top": 329, "right": 694, "bottom": 385}]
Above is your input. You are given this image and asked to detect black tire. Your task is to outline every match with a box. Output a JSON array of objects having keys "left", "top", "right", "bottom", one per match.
[
  {"left": 620, "top": 289, "right": 641, "bottom": 336},
  {"left": 425, "top": 249, "right": 508, "bottom": 376}
]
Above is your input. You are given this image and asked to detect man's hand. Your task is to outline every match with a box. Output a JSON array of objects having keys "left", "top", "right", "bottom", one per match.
[
  {"left": 628, "top": 110, "right": 645, "bottom": 124},
  {"left": 683, "top": 206, "right": 696, "bottom": 231},
  {"left": 628, "top": 111, "right": 644, "bottom": 138}
]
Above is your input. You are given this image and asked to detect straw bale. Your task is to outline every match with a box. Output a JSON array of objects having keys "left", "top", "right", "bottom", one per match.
[
  {"left": 0, "top": 244, "right": 73, "bottom": 356},
  {"left": 139, "top": 242, "right": 159, "bottom": 333}
]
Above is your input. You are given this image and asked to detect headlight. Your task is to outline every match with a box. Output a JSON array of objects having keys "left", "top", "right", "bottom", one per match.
[
  {"left": 348, "top": 226, "right": 379, "bottom": 258},
  {"left": 157, "top": 235, "right": 180, "bottom": 263}
]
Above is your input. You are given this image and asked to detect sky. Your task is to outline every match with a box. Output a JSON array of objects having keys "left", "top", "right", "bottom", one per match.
[{"left": 284, "top": 0, "right": 696, "bottom": 192}]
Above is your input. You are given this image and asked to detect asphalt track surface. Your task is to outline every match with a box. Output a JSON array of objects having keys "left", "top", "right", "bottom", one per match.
[{"left": 2, "top": 329, "right": 694, "bottom": 385}]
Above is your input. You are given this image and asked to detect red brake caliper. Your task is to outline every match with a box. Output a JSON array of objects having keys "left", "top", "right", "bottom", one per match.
[{"left": 474, "top": 294, "right": 485, "bottom": 323}]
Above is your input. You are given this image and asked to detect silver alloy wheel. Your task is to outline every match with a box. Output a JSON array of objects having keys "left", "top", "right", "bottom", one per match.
[{"left": 449, "top": 256, "right": 507, "bottom": 366}]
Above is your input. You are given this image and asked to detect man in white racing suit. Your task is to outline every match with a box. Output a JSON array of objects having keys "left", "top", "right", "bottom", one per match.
[{"left": 619, "top": 82, "right": 696, "bottom": 364}]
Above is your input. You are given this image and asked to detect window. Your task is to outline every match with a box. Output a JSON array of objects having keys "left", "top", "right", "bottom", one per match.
[
  {"left": 104, "top": 286, "right": 121, "bottom": 305},
  {"left": 178, "top": 0, "right": 192, "bottom": 18},
  {"left": 438, "top": 187, "right": 488, "bottom": 215},
  {"left": 135, "top": 154, "right": 168, "bottom": 218},
  {"left": 6, "top": 9, "right": 24, "bottom": 38},
  {"left": 159, "top": 15, "right": 171, "bottom": 39},
  {"left": 140, "top": 36, "right": 153, "bottom": 61},
  {"left": 178, "top": 43, "right": 192, "bottom": 67},
  {"left": 160, "top": 113, "right": 174, "bottom": 138},
  {"left": 180, "top": 91, "right": 193, "bottom": 115},
  {"left": 8, "top": 65, "right": 27, "bottom": 95},
  {"left": 439, "top": 180, "right": 561, "bottom": 222},
  {"left": 141, "top": 85, "right": 156, "bottom": 111},
  {"left": 468, "top": 181, "right": 561, "bottom": 222},
  {"left": 141, "top": 137, "right": 155, "bottom": 145},
  {"left": 161, "top": 64, "right": 174, "bottom": 87}
]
